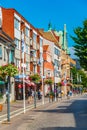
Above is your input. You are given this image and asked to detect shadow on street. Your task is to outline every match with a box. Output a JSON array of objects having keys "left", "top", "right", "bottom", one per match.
[{"left": 35, "top": 95, "right": 87, "bottom": 130}]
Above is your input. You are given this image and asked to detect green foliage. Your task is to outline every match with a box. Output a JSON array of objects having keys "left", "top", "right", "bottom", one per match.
[
  {"left": 0, "top": 64, "right": 18, "bottom": 80},
  {"left": 78, "top": 70, "right": 87, "bottom": 88},
  {"left": 30, "top": 73, "right": 41, "bottom": 84},
  {"left": 57, "top": 82, "right": 62, "bottom": 87},
  {"left": 71, "top": 67, "right": 78, "bottom": 84},
  {"left": 71, "top": 66, "right": 87, "bottom": 88},
  {"left": 49, "top": 91, "right": 54, "bottom": 96},
  {"left": 71, "top": 19, "right": 87, "bottom": 70},
  {"left": 44, "top": 79, "right": 53, "bottom": 85}
]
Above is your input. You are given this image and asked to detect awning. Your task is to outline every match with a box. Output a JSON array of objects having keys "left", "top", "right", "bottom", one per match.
[
  {"left": 24, "top": 80, "right": 36, "bottom": 87},
  {"left": 15, "top": 74, "right": 26, "bottom": 79},
  {"left": 0, "top": 81, "right": 5, "bottom": 85}
]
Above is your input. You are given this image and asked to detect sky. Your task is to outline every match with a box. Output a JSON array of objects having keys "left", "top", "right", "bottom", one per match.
[{"left": 0, "top": 0, "right": 87, "bottom": 49}]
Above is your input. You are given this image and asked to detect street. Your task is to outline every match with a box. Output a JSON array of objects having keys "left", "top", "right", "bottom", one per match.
[{"left": 0, "top": 94, "right": 87, "bottom": 130}]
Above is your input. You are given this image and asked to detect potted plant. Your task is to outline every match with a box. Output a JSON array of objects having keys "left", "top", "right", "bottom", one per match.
[{"left": 49, "top": 91, "right": 54, "bottom": 98}]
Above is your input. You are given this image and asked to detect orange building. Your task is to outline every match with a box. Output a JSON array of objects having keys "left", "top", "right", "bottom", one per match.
[{"left": 0, "top": 7, "right": 43, "bottom": 100}]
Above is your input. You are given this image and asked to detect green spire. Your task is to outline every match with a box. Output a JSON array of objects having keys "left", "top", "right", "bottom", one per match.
[
  {"left": 48, "top": 22, "right": 52, "bottom": 31},
  {"left": 66, "top": 48, "right": 70, "bottom": 55}
]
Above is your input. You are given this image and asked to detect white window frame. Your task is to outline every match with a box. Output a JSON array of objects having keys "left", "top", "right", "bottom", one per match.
[
  {"left": 14, "top": 18, "right": 20, "bottom": 30},
  {"left": 15, "top": 38, "right": 20, "bottom": 50}
]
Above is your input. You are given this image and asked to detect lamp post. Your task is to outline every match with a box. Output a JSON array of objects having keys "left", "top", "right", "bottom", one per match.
[
  {"left": 21, "top": 30, "right": 26, "bottom": 113},
  {"left": 54, "top": 65, "right": 57, "bottom": 102},
  {"left": 42, "top": 58, "right": 45, "bottom": 105},
  {"left": 33, "top": 62, "right": 36, "bottom": 108},
  {"left": 6, "top": 46, "right": 11, "bottom": 122}
]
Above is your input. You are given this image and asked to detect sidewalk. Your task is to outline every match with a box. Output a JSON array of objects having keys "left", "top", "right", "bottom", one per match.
[
  {"left": 0, "top": 94, "right": 82, "bottom": 123},
  {"left": 0, "top": 97, "right": 51, "bottom": 122}
]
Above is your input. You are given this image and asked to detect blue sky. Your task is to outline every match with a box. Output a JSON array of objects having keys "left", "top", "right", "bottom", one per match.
[{"left": 0, "top": 0, "right": 87, "bottom": 48}]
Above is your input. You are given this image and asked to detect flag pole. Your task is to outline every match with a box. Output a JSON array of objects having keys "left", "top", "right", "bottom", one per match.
[
  {"left": 22, "top": 30, "right": 26, "bottom": 113},
  {"left": 42, "top": 58, "right": 44, "bottom": 105}
]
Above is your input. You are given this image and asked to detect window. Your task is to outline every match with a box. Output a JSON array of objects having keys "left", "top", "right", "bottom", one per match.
[
  {"left": 54, "top": 59, "right": 58, "bottom": 66},
  {"left": 10, "top": 50, "right": 14, "bottom": 63},
  {"left": 33, "top": 33, "right": 37, "bottom": 43},
  {"left": 54, "top": 48, "right": 60, "bottom": 56},
  {"left": 33, "top": 50, "right": 36, "bottom": 57},
  {"left": 54, "top": 59, "right": 59, "bottom": 66},
  {"left": 14, "top": 18, "right": 20, "bottom": 30},
  {"left": 40, "top": 38, "right": 43, "bottom": 47},
  {"left": 26, "top": 62, "right": 29, "bottom": 71},
  {"left": 15, "top": 58, "right": 20, "bottom": 68},
  {"left": 25, "top": 27, "right": 29, "bottom": 37},
  {"left": 47, "top": 70, "right": 51, "bottom": 77},
  {"left": 26, "top": 44, "right": 29, "bottom": 54},
  {"left": 15, "top": 38, "right": 20, "bottom": 50},
  {"left": 0, "top": 45, "right": 2, "bottom": 59},
  {"left": 4, "top": 47, "right": 6, "bottom": 61}
]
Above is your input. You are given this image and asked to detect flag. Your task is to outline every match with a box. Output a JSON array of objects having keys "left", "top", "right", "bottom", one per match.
[
  {"left": 22, "top": 39, "right": 25, "bottom": 52},
  {"left": 21, "top": 32, "right": 25, "bottom": 53}
]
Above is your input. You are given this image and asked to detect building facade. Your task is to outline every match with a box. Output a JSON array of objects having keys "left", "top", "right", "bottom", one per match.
[{"left": 0, "top": 7, "right": 76, "bottom": 101}]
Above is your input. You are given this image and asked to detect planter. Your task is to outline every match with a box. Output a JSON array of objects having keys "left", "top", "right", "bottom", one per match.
[
  {"left": 0, "top": 104, "right": 3, "bottom": 112},
  {"left": 50, "top": 95, "right": 53, "bottom": 99}
]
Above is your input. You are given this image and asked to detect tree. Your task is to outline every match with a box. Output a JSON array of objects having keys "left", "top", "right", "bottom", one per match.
[
  {"left": 71, "top": 19, "right": 87, "bottom": 70},
  {"left": 0, "top": 64, "right": 18, "bottom": 81},
  {"left": 44, "top": 78, "right": 53, "bottom": 92},
  {"left": 78, "top": 70, "right": 87, "bottom": 88},
  {"left": 71, "top": 67, "right": 78, "bottom": 84},
  {"left": 30, "top": 73, "right": 41, "bottom": 84},
  {"left": 71, "top": 66, "right": 87, "bottom": 88}
]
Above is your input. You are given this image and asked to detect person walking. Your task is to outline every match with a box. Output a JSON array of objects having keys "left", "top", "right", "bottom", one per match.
[
  {"left": 38, "top": 90, "right": 41, "bottom": 100},
  {"left": 27, "top": 90, "right": 32, "bottom": 103}
]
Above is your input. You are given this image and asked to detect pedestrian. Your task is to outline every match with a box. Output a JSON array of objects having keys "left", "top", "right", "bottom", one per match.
[
  {"left": 27, "top": 90, "right": 32, "bottom": 103},
  {"left": 38, "top": 90, "right": 41, "bottom": 100},
  {"left": 31, "top": 90, "right": 34, "bottom": 100},
  {"left": 67, "top": 90, "right": 70, "bottom": 99}
]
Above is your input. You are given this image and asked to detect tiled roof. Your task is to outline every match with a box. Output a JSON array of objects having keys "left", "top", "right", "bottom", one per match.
[{"left": 38, "top": 29, "right": 61, "bottom": 48}]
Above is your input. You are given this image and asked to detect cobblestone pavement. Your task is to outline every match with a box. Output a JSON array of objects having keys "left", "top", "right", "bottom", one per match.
[{"left": 0, "top": 94, "right": 87, "bottom": 130}]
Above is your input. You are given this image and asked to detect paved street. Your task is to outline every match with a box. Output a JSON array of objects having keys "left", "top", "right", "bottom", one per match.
[{"left": 0, "top": 94, "right": 87, "bottom": 130}]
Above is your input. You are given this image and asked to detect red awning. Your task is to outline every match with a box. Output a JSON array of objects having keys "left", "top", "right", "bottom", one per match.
[
  {"left": 18, "top": 84, "right": 23, "bottom": 88},
  {"left": 24, "top": 80, "right": 36, "bottom": 87}
]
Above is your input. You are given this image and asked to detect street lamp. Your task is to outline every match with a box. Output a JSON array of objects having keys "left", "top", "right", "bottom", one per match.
[
  {"left": 6, "top": 46, "right": 11, "bottom": 122},
  {"left": 54, "top": 65, "right": 57, "bottom": 102},
  {"left": 38, "top": 58, "right": 45, "bottom": 105},
  {"left": 41, "top": 76, "right": 44, "bottom": 104}
]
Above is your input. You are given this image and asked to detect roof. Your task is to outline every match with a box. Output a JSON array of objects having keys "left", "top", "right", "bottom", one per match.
[{"left": 38, "top": 29, "right": 61, "bottom": 48}]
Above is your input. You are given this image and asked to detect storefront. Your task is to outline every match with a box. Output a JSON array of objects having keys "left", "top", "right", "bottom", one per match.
[{"left": 15, "top": 75, "right": 36, "bottom": 100}]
